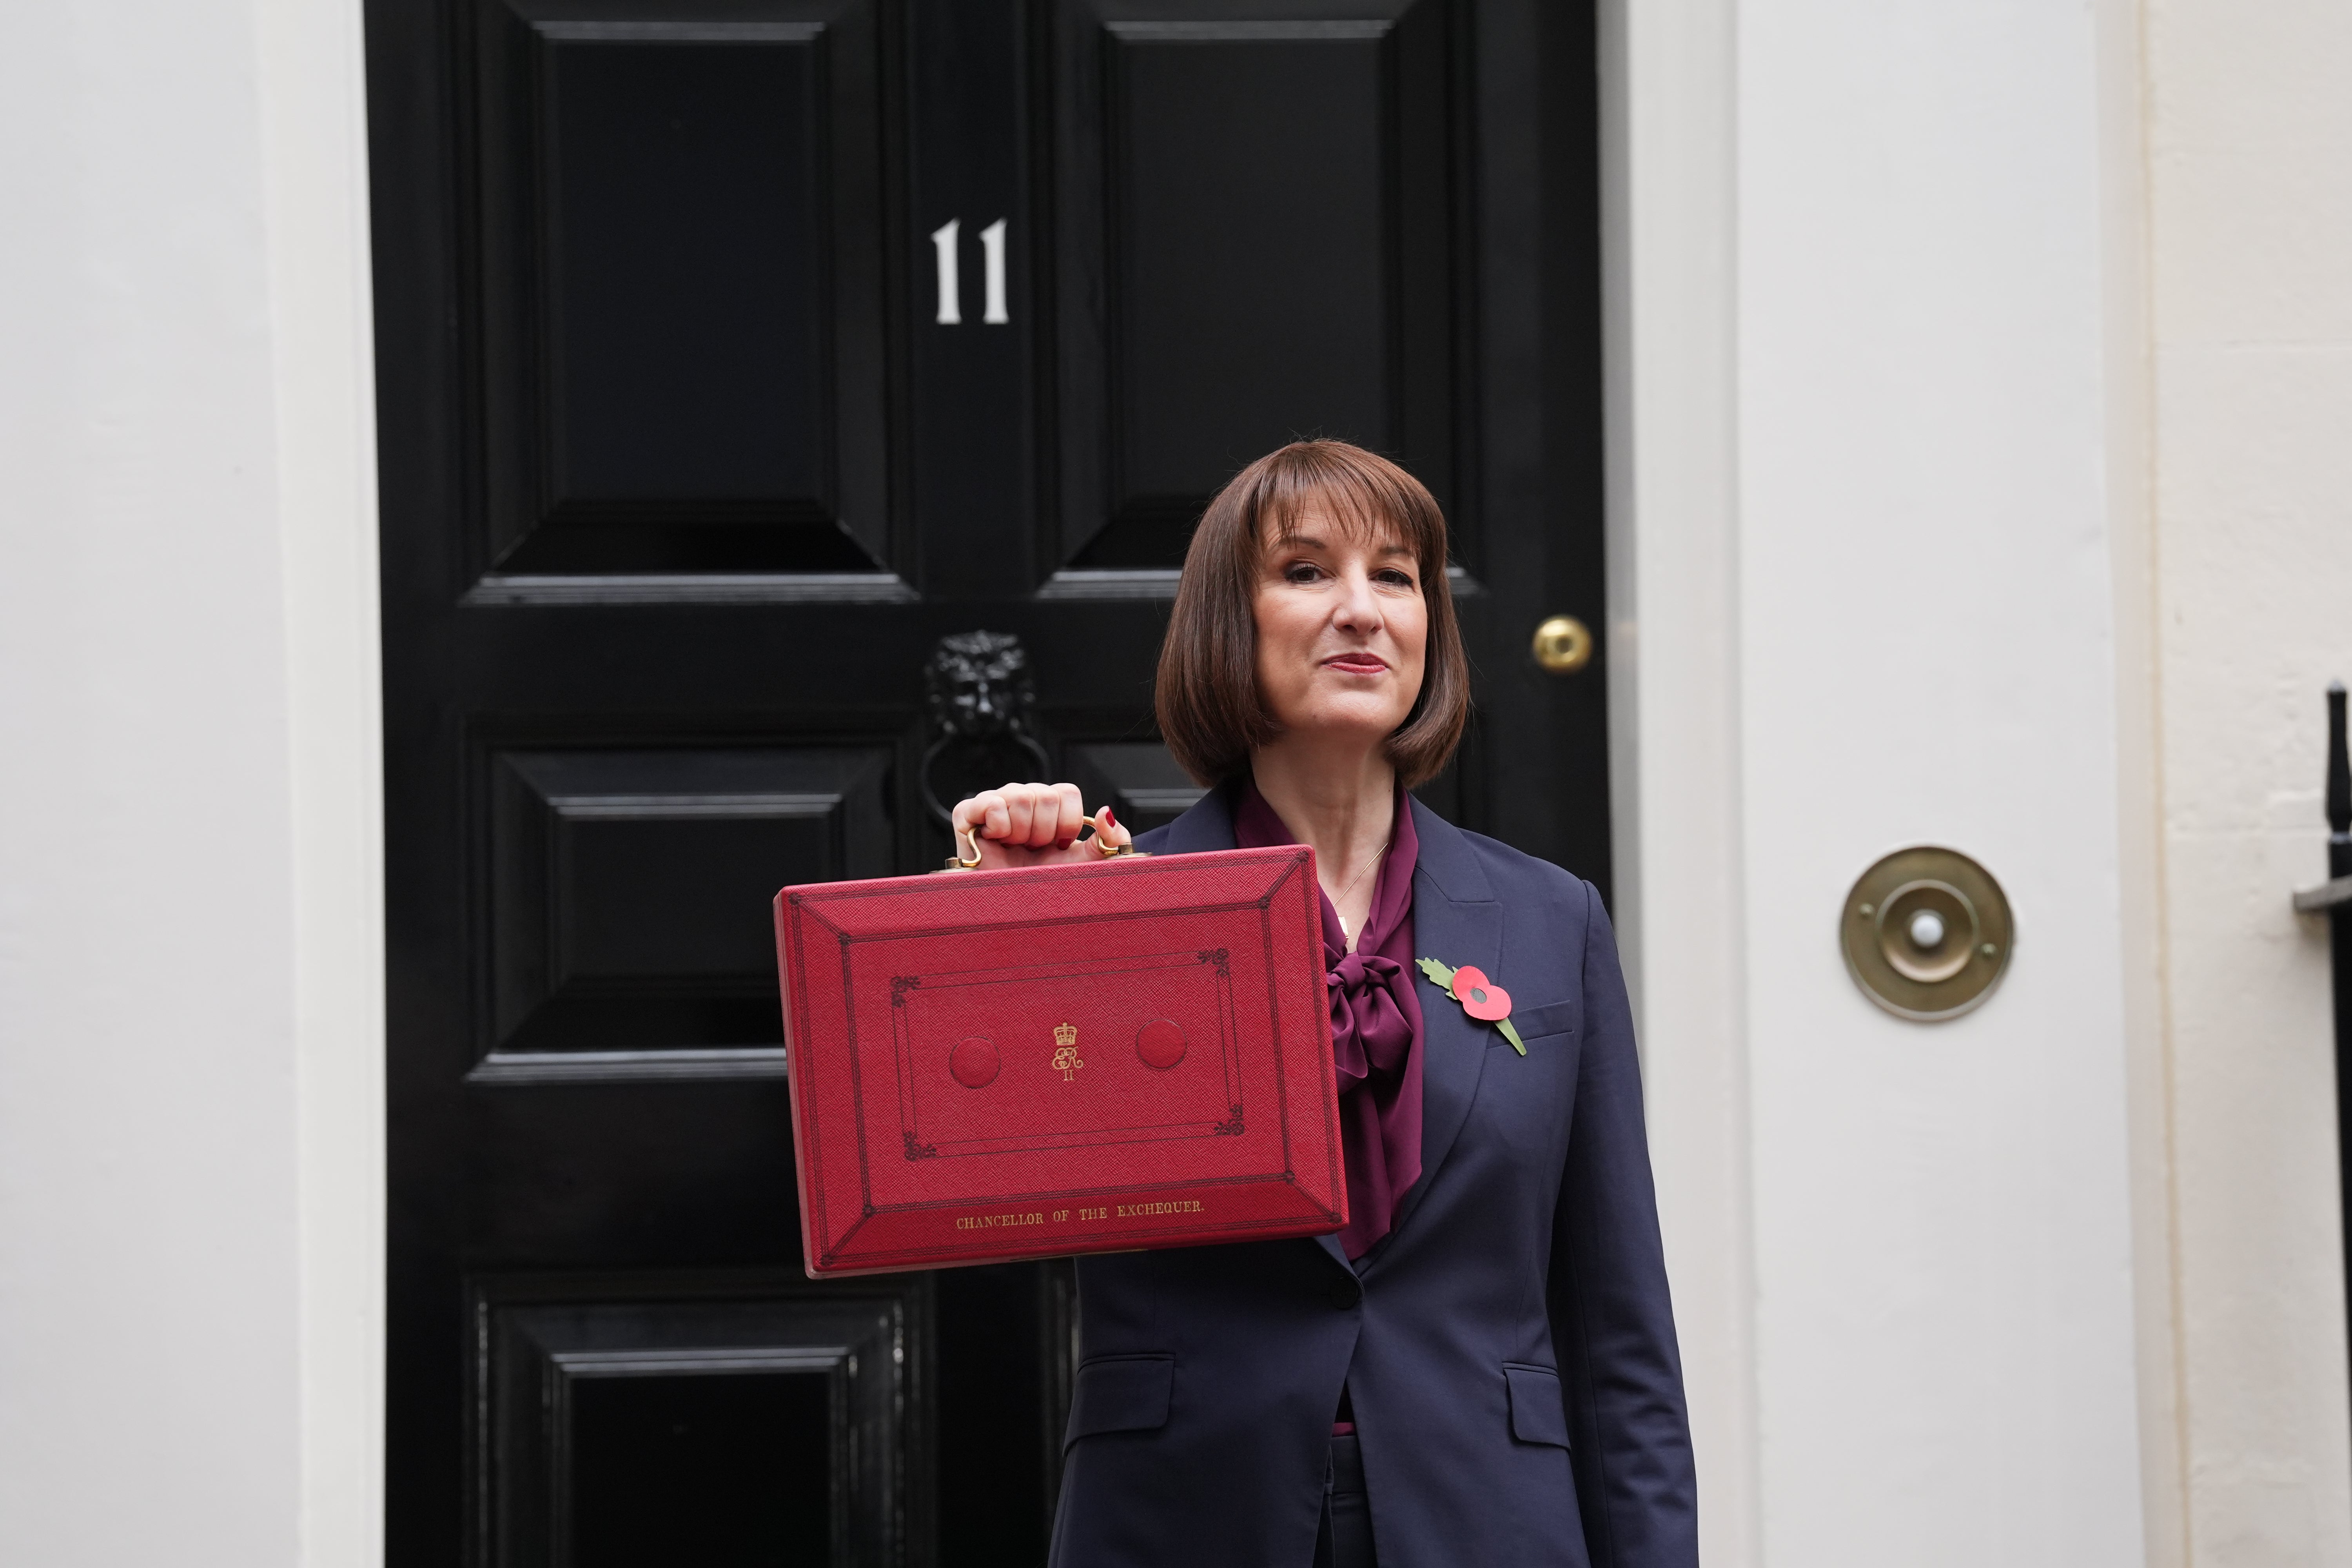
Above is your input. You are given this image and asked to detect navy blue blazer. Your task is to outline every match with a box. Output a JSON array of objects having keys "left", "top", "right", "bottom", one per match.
[{"left": 1048, "top": 787, "right": 1698, "bottom": 1568}]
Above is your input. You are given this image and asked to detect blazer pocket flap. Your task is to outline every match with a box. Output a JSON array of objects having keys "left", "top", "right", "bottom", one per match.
[
  {"left": 1510, "top": 999, "right": 1579, "bottom": 1043},
  {"left": 1066, "top": 1355, "right": 1174, "bottom": 1446},
  {"left": 1504, "top": 1363, "right": 1571, "bottom": 1449}
]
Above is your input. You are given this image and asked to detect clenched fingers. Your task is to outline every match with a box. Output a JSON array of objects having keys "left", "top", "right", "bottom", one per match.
[{"left": 954, "top": 781, "right": 1086, "bottom": 851}]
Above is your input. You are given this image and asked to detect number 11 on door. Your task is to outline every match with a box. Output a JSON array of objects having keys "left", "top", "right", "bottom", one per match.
[{"left": 931, "top": 218, "right": 1008, "bottom": 326}]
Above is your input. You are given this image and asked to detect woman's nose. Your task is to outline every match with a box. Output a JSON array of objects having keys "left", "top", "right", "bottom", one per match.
[{"left": 1333, "top": 574, "right": 1383, "bottom": 632}]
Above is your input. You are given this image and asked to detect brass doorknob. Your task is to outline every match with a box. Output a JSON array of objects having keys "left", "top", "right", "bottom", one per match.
[{"left": 1531, "top": 615, "right": 1593, "bottom": 673}]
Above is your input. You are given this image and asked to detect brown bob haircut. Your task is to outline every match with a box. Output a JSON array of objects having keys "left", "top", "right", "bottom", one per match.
[{"left": 1155, "top": 439, "right": 1470, "bottom": 788}]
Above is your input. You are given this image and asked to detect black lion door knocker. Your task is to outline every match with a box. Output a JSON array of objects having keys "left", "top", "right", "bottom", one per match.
[{"left": 919, "top": 631, "right": 1053, "bottom": 828}]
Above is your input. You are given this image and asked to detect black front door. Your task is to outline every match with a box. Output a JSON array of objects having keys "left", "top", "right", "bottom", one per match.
[{"left": 368, "top": 0, "right": 1605, "bottom": 1561}]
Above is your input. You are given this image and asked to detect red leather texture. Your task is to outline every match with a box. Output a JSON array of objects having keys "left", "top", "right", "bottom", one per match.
[{"left": 774, "top": 846, "right": 1346, "bottom": 1277}]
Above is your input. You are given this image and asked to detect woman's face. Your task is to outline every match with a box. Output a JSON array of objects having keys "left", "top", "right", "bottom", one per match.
[{"left": 1252, "top": 508, "right": 1429, "bottom": 749}]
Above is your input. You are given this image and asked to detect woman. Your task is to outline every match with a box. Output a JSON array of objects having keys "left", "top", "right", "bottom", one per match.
[{"left": 951, "top": 441, "right": 1696, "bottom": 1568}]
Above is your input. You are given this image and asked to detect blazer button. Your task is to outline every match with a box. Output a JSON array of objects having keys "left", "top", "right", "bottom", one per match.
[{"left": 1328, "top": 1280, "right": 1362, "bottom": 1310}]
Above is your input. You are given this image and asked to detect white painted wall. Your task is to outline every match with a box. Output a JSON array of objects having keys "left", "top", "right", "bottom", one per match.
[
  {"left": 0, "top": 0, "right": 383, "bottom": 1563},
  {"left": 2144, "top": 1, "right": 2352, "bottom": 1561},
  {"left": 1739, "top": 1, "right": 2144, "bottom": 1557},
  {"left": 1616, "top": 0, "right": 2153, "bottom": 1563}
]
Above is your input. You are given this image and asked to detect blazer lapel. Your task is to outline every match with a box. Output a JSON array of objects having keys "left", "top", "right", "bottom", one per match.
[{"left": 1383, "top": 799, "right": 1500, "bottom": 1246}]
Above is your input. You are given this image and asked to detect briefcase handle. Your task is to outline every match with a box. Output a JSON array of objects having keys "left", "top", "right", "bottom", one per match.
[{"left": 940, "top": 812, "right": 1146, "bottom": 872}]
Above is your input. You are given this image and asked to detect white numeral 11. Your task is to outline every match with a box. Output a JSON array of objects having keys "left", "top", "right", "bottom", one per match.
[
  {"left": 931, "top": 216, "right": 1010, "bottom": 326},
  {"left": 931, "top": 219, "right": 961, "bottom": 324},
  {"left": 978, "top": 218, "right": 1008, "bottom": 324}
]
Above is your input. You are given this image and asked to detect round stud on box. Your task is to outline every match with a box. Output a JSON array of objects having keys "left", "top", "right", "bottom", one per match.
[
  {"left": 949, "top": 1035, "right": 1001, "bottom": 1088},
  {"left": 1136, "top": 1018, "right": 1187, "bottom": 1070},
  {"left": 1840, "top": 847, "right": 2013, "bottom": 1022}
]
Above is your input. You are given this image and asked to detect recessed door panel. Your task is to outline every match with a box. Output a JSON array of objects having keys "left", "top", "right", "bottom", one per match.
[
  {"left": 474, "top": 0, "right": 893, "bottom": 577},
  {"left": 546, "top": 35, "right": 826, "bottom": 505},
  {"left": 1046, "top": 1, "right": 1460, "bottom": 570},
  {"left": 1112, "top": 25, "right": 1391, "bottom": 509},
  {"left": 477, "top": 1280, "right": 921, "bottom": 1567},
  {"left": 486, "top": 747, "right": 889, "bottom": 1061}
]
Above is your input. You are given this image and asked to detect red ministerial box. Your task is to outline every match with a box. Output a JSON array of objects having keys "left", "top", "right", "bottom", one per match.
[{"left": 773, "top": 845, "right": 1346, "bottom": 1277}]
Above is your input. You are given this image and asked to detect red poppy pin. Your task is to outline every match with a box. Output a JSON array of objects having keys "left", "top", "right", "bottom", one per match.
[{"left": 1416, "top": 958, "right": 1526, "bottom": 1055}]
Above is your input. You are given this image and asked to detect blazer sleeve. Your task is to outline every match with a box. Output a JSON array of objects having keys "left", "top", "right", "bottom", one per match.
[{"left": 1548, "top": 880, "right": 1700, "bottom": 1568}]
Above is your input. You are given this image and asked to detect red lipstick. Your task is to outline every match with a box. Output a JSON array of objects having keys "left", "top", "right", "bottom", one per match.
[{"left": 1321, "top": 652, "right": 1390, "bottom": 675}]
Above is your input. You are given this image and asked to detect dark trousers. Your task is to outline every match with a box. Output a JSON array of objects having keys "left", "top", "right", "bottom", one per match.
[{"left": 1313, "top": 1434, "right": 1375, "bottom": 1568}]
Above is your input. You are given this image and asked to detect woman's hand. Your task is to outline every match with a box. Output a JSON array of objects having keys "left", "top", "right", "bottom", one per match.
[{"left": 949, "top": 781, "right": 1134, "bottom": 869}]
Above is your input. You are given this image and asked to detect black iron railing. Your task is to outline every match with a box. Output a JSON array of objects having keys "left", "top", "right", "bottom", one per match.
[{"left": 2293, "top": 683, "right": 2352, "bottom": 1368}]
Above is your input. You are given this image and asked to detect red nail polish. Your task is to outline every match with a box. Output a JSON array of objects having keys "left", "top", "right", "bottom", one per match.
[{"left": 1100, "top": 808, "right": 1117, "bottom": 829}]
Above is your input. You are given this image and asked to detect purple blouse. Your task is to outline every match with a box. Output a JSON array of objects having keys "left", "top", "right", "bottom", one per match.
[{"left": 1233, "top": 780, "right": 1425, "bottom": 1259}]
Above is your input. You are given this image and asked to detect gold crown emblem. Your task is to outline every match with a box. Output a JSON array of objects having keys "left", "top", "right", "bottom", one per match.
[{"left": 1053, "top": 1022, "right": 1078, "bottom": 1047}]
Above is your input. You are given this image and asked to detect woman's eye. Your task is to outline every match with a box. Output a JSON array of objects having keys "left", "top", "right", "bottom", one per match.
[
  {"left": 1283, "top": 563, "right": 1324, "bottom": 583},
  {"left": 1376, "top": 570, "right": 1417, "bottom": 590}
]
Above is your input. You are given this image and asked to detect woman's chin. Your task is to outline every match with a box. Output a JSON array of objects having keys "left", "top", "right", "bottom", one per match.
[{"left": 1269, "top": 699, "right": 1412, "bottom": 748}]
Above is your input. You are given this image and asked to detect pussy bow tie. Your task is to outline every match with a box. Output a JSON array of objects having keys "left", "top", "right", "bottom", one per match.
[{"left": 1327, "top": 950, "right": 1414, "bottom": 1093}]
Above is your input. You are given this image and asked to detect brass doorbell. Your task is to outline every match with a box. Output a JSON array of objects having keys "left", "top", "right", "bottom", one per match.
[{"left": 1840, "top": 846, "right": 2013, "bottom": 1021}]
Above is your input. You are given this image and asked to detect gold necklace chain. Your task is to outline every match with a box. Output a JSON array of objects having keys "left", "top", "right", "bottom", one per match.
[{"left": 1333, "top": 833, "right": 1392, "bottom": 939}]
